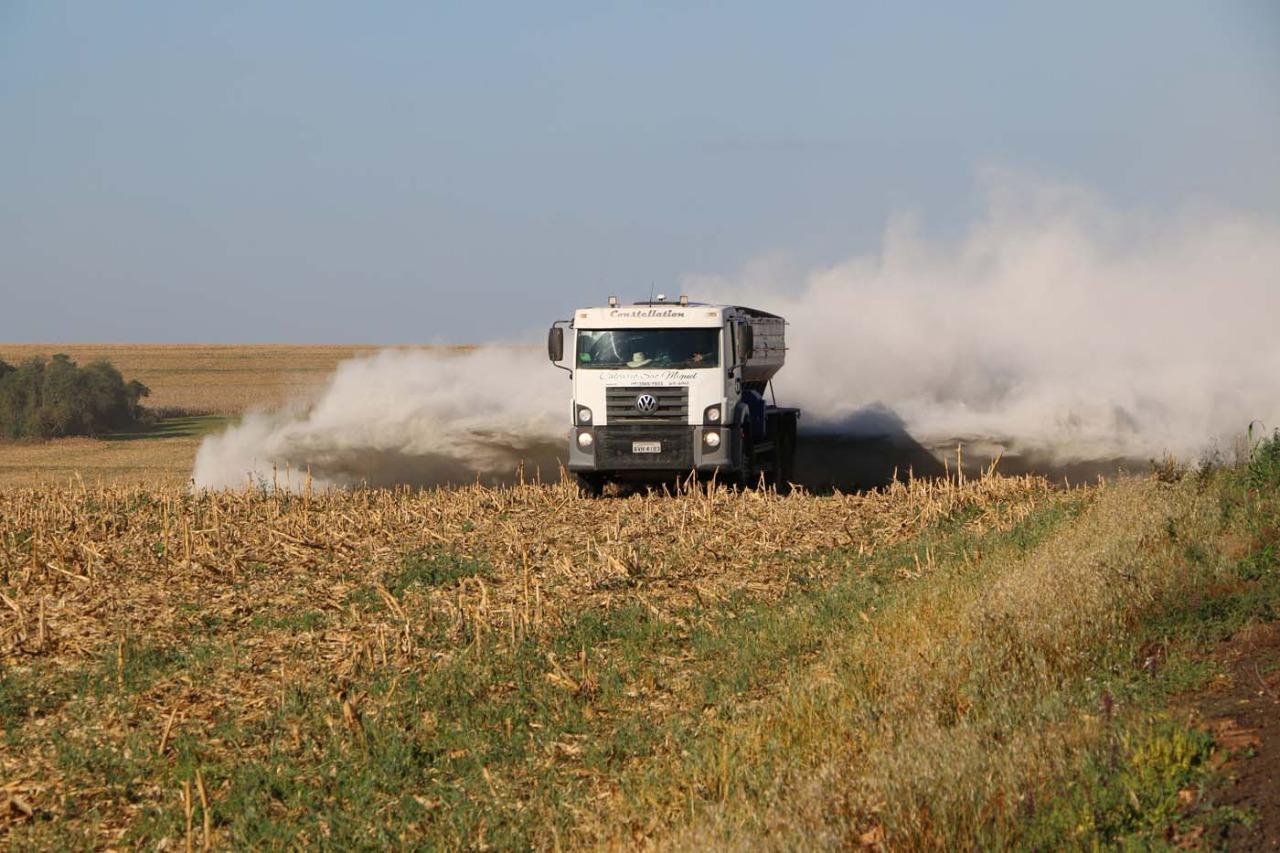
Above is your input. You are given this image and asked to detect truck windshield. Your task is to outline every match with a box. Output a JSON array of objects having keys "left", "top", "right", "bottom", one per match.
[{"left": 576, "top": 328, "right": 720, "bottom": 370}]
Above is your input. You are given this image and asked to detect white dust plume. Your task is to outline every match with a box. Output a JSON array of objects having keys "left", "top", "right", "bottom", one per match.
[
  {"left": 192, "top": 347, "right": 565, "bottom": 489},
  {"left": 695, "top": 172, "right": 1280, "bottom": 464}
]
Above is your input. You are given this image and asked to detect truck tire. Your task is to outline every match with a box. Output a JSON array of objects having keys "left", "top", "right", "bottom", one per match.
[
  {"left": 575, "top": 473, "right": 605, "bottom": 497},
  {"left": 776, "top": 414, "right": 797, "bottom": 493},
  {"left": 738, "top": 422, "right": 756, "bottom": 489}
]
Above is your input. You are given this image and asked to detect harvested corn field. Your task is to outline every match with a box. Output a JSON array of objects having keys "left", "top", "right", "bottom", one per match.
[{"left": 1, "top": 458, "right": 1278, "bottom": 848}]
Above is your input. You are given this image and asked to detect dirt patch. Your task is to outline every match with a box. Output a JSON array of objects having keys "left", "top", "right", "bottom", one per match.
[{"left": 1190, "top": 621, "right": 1280, "bottom": 850}]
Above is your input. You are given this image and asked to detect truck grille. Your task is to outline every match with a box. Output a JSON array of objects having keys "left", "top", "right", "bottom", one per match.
[
  {"left": 597, "top": 425, "right": 694, "bottom": 469},
  {"left": 605, "top": 386, "right": 689, "bottom": 424}
]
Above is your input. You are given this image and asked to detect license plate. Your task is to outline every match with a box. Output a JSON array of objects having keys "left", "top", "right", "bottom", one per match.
[{"left": 632, "top": 441, "right": 662, "bottom": 454}]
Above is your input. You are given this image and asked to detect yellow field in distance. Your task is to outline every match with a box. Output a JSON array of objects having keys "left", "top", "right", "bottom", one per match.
[
  {"left": 0, "top": 344, "right": 390, "bottom": 414},
  {"left": 0, "top": 344, "right": 452, "bottom": 488}
]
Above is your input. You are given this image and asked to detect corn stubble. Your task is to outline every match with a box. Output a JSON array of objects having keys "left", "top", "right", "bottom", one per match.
[{"left": 0, "top": 467, "right": 1249, "bottom": 847}]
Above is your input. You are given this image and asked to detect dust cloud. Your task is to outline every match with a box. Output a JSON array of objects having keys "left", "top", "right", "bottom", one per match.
[
  {"left": 193, "top": 174, "right": 1280, "bottom": 490},
  {"left": 192, "top": 347, "right": 566, "bottom": 489},
  {"left": 699, "top": 172, "right": 1280, "bottom": 470}
]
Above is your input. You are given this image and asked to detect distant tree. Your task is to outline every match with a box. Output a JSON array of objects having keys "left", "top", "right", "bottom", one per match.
[{"left": 0, "top": 354, "right": 150, "bottom": 439}]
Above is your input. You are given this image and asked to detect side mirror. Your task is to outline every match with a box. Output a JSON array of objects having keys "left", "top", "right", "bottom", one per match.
[
  {"left": 739, "top": 325, "right": 754, "bottom": 360},
  {"left": 548, "top": 327, "right": 564, "bottom": 362}
]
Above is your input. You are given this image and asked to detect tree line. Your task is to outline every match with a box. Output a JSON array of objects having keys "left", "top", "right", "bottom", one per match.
[{"left": 0, "top": 354, "right": 150, "bottom": 439}]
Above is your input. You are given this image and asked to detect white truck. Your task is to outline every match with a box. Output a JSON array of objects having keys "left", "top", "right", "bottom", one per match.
[{"left": 547, "top": 295, "right": 799, "bottom": 494}]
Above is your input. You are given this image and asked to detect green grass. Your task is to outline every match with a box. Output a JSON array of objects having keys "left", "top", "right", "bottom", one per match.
[
  {"left": 1247, "top": 425, "right": 1280, "bottom": 489},
  {"left": 0, "top": 667, "right": 73, "bottom": 734},
  {"left": 1021, "top": 722, "right": 1217, "bottom": 845},
  {"left": 103, "top": 413, "right": 230, "bottom": 442},
  {"left": 388, "top": 546, "right": 489, "bottom": 593},
  {"left": 249, "top": 609, "right": 327, "bottom": 632}
]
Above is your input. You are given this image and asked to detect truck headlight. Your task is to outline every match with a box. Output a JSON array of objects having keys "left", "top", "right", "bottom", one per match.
[
  {"left": 703, "top": 430, "right": 721, "bottom": 449},
  {"left": 577, "top": 406, "right": 592, "bottom": 425},
  {"left": 704, "top": 404, "right": 721, "bottom": 424},
  {"left": 576, "top": 431, "right": 594, "bottom": 449}
]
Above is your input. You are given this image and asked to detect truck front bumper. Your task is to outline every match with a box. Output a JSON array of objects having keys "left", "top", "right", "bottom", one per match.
[{"left": 567, "top": 424, "right": 737, "bottom": 475}]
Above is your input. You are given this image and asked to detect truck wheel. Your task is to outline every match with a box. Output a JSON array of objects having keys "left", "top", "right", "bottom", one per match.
[
  {"left": 738, "top": 423, "right": 755, "bottom": 489},
  {"left": 777, "top": 415, "right": 797, "bottom": 494},
  {"left": 575, "top": 474, "right": 605, "bottom": 497}
]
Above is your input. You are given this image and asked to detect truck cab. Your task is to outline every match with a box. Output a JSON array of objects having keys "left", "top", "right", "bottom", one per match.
[{"left": 548, "top": 296, "right": 798, "bottom": 493}]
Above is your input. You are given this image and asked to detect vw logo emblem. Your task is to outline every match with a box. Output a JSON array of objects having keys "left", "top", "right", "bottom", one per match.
[{"left": 635, "top": 393, "right": 658, "bottom": 414}]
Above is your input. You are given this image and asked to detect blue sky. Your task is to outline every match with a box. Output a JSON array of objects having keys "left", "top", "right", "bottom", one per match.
[{"left": 2, "top": 2, "right": 1277, "bottom": 342}]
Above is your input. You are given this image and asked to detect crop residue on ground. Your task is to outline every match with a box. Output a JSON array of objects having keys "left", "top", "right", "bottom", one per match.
[{"left": 3, "top": 456, "right": 1276, "bottom": 847}]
